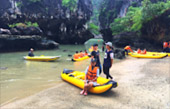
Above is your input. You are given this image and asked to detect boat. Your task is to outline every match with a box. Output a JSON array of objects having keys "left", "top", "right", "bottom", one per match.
[
  {"left": 128, "top": 52, "right": 168, "bottom": 59},
  {"left": 147, "top": 52, "right": 170, "bottom": 57},
  {"left": 128, "top": 51, "right": 170, "bottom": 57},
  {"left": 23, "top": 56, "right": 60, "bottom": 62},
  {"left": 61, "top": 69, "right": 118, "bottom": 94},
  {"left": 72, "top": 55, "right": 90, "bottom": 62}
]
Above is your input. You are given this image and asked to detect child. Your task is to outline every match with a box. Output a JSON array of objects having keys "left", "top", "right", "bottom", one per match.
[
  {"left": 80, "top": 59, "right": 99, "bottom": 96},
  {"left": 79, "top": 51, "right": 84, "bottom": 58},
  {"left": 103, "top": 42, "right": 114, "bottom": 79},
  {"left": 84, "top": 50, "right": 88, "bottom": 56},
  {"left": 73, "top": 51, "right": 79, "bottom": 59}
]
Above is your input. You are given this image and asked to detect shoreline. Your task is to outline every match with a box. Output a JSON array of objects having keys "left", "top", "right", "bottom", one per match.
[{"left": 1, "top": 57, "right": 170, "bottom": 109}]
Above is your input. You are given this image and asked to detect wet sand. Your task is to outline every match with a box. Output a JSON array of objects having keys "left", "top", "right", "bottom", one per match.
[{"left": 1, "top": 57, "right": 170, "bottom": 109}]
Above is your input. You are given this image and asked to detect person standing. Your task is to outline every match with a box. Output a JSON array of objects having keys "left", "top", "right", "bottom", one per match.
[
  {"left": 28, "top": 48, "right": 34, "bottom": 57},
  {"left": 103, "top": 42, "right": 114, "bottom": 79},
  {"left": 91, "top": 44, "right": 102, "bottom": 74}
]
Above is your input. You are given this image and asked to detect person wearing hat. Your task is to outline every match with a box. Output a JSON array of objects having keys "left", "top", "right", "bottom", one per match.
[
  {"left": 91, "top": 44, "right": 102, "bottom": 74},
  {"left": 28, "top": 48, "right": 34, "bottom": 57},
  {"left": 103, "top": 42, "right": 114, "bottom": 79},
  {"left": 80, "top": 58, "right": 99, "bottom": 96}
]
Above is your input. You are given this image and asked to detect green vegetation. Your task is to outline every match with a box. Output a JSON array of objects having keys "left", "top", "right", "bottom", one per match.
[
  {"left": 16, "top": 2, "right": 23, "bottom": 7},
  {"left": 110, "top": 0, "right": 170, "bottom": 35},
  {"left": 88, "top": 23, "right": 100, "bottom": 35},
  {"left": 62, "top": 0, "right": 78, "bottom": 11},
  {"left": 90, "top": 0, "right": 102, "bottom": 25},
  {"left": 9, "top": 22, "right": 39, "bottom": 28}
]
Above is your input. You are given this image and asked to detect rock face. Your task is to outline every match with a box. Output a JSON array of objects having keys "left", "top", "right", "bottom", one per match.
[
  {"left": 99, "top": 0, "right": 136, "bottom": 29},
  {"left": 0, "top": 0, "right": 94, "bottom": 44},
  {"left": 99, "top": 0, "right": 169, "bottom": 50},
  {"left": 113, "top": 48, "right": 126, "bottom": 59},
  {"left": 141, "top": 9, "right": 170, "bottom": 43},
  {"left": 112, "top": 32, "right": 163, "bottom": 51},
  {"left": 10, "top": 26, "right": 43, "bottom": 35},
  {"left": 0, "top": 34, "right": 59, "bottom": 52}
]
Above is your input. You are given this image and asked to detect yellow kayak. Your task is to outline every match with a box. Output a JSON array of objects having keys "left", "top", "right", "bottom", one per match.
[
  {"left": 129, "top": 52, "right": 168, "bottom": 59},
  {"left": 24, "top": 56, "right": 60, "bottom": 62},
  {"left": 147, "top": 52, "right": 170, "bottom": 57},
  {"left": 61, "top": 69, "right": 118, "bottom": 94},
  {"left": 128, "top": 52, "right": 170, "bottom": 57},
  {"left": 72, "top": 55, "right": 90, "bottom": 62}
]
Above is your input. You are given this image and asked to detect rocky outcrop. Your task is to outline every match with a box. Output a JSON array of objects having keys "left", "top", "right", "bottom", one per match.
[
  {"left": 112, "top": 32, "right": 162, "bottom": 51},
  {"left": 99, "top": 0, "right": 136, "bottom": 29},
  {"left": 0, "top": 0, "right": 94, "bottom": 44},
  {"left": 141, "top": 9, "right": 170, "bottom": 43},
  {"left": 98, "top": 0, "right": 169, "bottom": 51},
  {"left": 0, "top": 34, "right": 59, "bottom": 52},
  {"left": 113, "top": 48, "right": 125, "bottom": 59}
]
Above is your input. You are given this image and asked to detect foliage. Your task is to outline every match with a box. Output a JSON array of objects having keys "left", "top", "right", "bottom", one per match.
[
  {"left": 16, "top": 2, "right": 23, "bottom": 7},
  {"left": 88, "top": 23, "right": 100, "bottom": 35},
  {"left": 9, "top": 22, "right": 39, "bottom": 28},
  {"left": 62, "top": 0, "right": 78, "bottom": 11},
  {"left": 90, "top": 0, "right": 103, "bottom": 25},
  {"left": 110, "top": 0, "right": 170, "bottom": 35}
]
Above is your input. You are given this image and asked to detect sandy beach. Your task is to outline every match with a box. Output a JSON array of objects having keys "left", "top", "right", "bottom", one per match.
[{"left": 1, "top": 57, "right": 170, "bottom": 109}]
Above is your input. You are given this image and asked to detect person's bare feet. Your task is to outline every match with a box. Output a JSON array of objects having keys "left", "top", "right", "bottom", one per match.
[
  {"left": 84, "top": 92, "right": 88, "bottom": 96},
  {"left": 80, "top": 90, "right": 84, "bottom": 95}
]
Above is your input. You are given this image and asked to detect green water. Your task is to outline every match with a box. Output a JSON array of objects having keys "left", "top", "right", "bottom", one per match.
[{"left": 0, "top": 45, "right": 118, "bottom": 105}]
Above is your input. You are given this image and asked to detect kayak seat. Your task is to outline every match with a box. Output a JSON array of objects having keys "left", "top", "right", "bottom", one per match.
[
  {"left": 69, "top": 74, "right": 74, "bottom": 77},
  {"left": 63, "top": 69, "right": 74, "bottom": 74}
]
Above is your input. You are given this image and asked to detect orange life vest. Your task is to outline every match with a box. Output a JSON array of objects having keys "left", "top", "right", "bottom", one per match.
[
  {"left": 137, "top": 49, "right": 141, "bottom": 54},
  {"left": 85, "top": 52, "right": 88, "bottom": 56},
  {"left": 124, "top": 46, "right": 130, "bottom": 50},
  {"left": 163, "top": 42, "right": 168, "bottom": 48},
  {"left": 86, "top": 65, "right": 98, "bottom": 81},
  {"left": 79, "top": 52, "right": 84, "bottom": 58},
  {"left": 74, "top": 54, "right": 79, "bottom": 59},
  {"left": 124, "top": 46, "right": 133, "bottom": 53},
  {"left": 141, "top": 49, "right": 147, "bottom": 54}
]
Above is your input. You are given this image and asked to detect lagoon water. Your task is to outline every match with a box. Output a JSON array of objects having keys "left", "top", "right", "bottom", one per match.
[{"left": 0, "top": 45, "right": 108, "bottom": 104}]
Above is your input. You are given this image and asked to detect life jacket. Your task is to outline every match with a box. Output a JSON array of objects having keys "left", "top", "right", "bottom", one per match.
[
  {"left": 77, "top": 53, "right": 81, "bottom": 58},
  {"left": 85, "top": 52, "right": 88, "bottom": 56},
  {"left": 74, "top": 54, "right": 79, "bottom": 59},
  {"left": 86, "top": 65, "right": 98, "bottom": 81},
  {"left": 79, "top": 52, "right": 84, "bottom": 58},
  {"left": 141, "top": 49, "right": 147, "bottom": 54},
  {"left": 124, "top": 46, "right": 130, "bottom": 50},
  {"left": 124, "top": 46, "right": 133, "bottom": 53},
  {"left": 137, "top": 49, "right": 141, "bottom": 54},
  {"left": 163, "top": 42, "right": 168, "bottom": 48}
]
